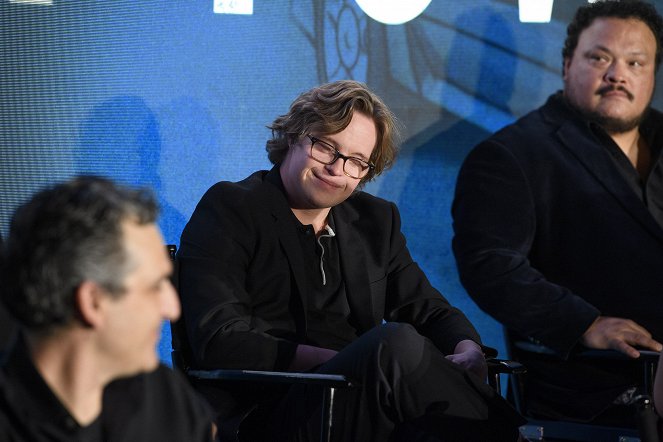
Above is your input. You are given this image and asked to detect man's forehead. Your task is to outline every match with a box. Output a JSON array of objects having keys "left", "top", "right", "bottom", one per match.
[
  {"left": 121, "top": 221, "right": 166, "bottom": 266},
  {"left": 581, "top": 16, "right": 656, "bottom": 40}
]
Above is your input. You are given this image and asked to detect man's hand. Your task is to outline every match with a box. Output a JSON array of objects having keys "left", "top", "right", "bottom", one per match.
[
  {"left": 288, "top": 344, "right": 338, "bottom": 372},
  {"left": 581, "top": 316, "right": 663, "bottom": 358},
  {"left": 445, "top": 339, "right": 488, "bottom": 380}
]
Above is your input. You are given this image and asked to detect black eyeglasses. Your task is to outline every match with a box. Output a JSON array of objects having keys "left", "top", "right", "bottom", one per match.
[{"left": 306, "top": 135, "right": 375, "bottom": 179}]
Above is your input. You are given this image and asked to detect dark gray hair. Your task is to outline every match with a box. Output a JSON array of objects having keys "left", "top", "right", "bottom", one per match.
[{"left": 1, "top": 176, "right": 158, "bottom": 333}]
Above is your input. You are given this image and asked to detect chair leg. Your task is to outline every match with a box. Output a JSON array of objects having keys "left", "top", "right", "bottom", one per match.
[
  {"left": 489, "top": 372, "right": 502, "bottom": 394},
  {"left": 321, "top": 386, "right": 336, "bottom": 442},
  {"left": 634, "top": 395, "right": 659, "bottom": 442},
  {"left": 644, "top": 359, "right": 656, "bottom": 395}
]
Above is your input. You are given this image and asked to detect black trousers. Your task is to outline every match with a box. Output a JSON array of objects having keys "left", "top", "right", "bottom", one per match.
[{"left": 266, "top": 323, "right": 524, "bottom": 441}]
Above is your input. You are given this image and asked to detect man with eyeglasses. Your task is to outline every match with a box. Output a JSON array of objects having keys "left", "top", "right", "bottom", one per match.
[{"left": 177, "top": 80, "right": 524, "bottom": 441}]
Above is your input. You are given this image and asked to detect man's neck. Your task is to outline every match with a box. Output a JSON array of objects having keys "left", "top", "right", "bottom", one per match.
[
  {"left": 28, "top": 331, "right": 107, "bottom": 426},
  {"left": 608, "top": 128, "right": 651, "bottom": 178},
  {"left": 290, "top": 207, "right": 330, "bottom": 234}
]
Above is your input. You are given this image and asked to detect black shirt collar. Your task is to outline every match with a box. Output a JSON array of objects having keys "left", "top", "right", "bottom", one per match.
[{"left": 1, "top": 334, "right": 96, "bottom": 437}]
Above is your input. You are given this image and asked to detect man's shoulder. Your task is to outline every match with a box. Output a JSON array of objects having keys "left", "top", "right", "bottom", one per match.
[
  {"left": 336, "top": 191, "right": 397, "bottom": 226},
  {"left": 472, "top": 94, "right": 579, "bottom": 160},
  {"left": 103, "top": 365, "right": 213, "bottom": 440},
  {"left": 489, "top": 101, "right": 557, "bottom": 145},
  {"left": 106, "top": 364, "right": 201, "bottom": 403},
  {"left": 647, "top": 104, "right": 663, "bottom": 116},
  {"left": 343, "top": 190, "right": 393, "bottom": 211},
  {"left": 205, "top": 170, "right": 268, "bottom": 197},
  {"left": 193, "top": 170, "right": 274, "bottom": 213},
  {"left": 0, "top": 409, "right": 33, "bottom": 442},
  {"left": 0, "top": 372, "right": 16, "bottom": 436},
  {"left": 0, "top": 369, "right": 45, "bottom": 442},
  {"left": 645, "top": 106, "right": 663, "bottom": 125}
]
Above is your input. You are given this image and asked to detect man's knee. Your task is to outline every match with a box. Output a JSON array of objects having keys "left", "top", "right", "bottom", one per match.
[
  {"left": 321, "top": 323, "right": 432, "bottom": 377},
  {"left": 373, "top": 322, "right": 421, "bottom": 346},
  {"left": 370, "top": 323, "right": 431, "bottom": 371}
]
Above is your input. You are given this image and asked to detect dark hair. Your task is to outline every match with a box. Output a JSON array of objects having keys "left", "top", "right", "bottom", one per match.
[
  {"left": 266, "top": 80, "right": 401, "bottom": 184},
  {"left": 563, "top": 0, "right": 663, "bottom": 71},
  {"left": 1, "top": 176, "right": 158, "bottom": 333}
]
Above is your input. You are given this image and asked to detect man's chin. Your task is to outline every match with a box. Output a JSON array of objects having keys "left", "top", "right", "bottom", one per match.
[
  {"left": 143, "top": 356, "right": 160, "bottom": 372},
  {"left": 584, "top": 109, "right": 645, "bottom": 133},
  {"left": 122, "top": 357, "right": 160, "bottom": 378}
]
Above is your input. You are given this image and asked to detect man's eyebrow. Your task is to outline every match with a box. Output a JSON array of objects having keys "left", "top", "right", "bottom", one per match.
[
  {"left": 586, "top": 45, "right": 611, "bottom": 54},
  {"left": 588, "top": 45, "right": 650, "bottom": 57},
  {"left": 320, "top": 135, "right": 370, "bottom": 160}
]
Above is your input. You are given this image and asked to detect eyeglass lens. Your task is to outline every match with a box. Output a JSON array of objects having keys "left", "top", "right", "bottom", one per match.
[{"left": 311, "top": 141, "right": 366, "bottom": 178}]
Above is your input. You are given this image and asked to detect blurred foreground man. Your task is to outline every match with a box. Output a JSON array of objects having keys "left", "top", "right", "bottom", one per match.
[{"left": 0, "top": 177, "right": 214, "bottom": 441}]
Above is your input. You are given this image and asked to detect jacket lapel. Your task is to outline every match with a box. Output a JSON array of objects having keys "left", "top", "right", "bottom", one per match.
[
  {"left": 256, "top": 169, "right": 310, "bottom": 339},
  {"left": 555, "top": 120, "right": 663, "bottom": 244},
  {"left": 331, "top": 201, "right": 377, "bottom": 333}
]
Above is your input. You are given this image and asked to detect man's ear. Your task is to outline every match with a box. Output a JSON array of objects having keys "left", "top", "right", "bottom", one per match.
[
  {"left": 563, "top": 57, "right": 571, "bottom": 80},
  {"left": 75, "top": 281, "right": 106, "bottom": 329}
]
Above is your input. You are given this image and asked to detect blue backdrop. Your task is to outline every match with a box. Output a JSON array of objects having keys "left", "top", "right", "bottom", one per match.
[{"left": 2, "top": 0, "right": 663, "bottom": 366}]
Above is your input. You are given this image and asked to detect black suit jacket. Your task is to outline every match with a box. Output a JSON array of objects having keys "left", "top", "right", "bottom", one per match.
[
  {"left": 178, "top": 167, "right": 480, "bottom": 371},
  {"left": 452, "top": 93, "right": 663, "bottom": 420},
  {"left": 452, "top": 92, "right": 663, "bottom": 357}
]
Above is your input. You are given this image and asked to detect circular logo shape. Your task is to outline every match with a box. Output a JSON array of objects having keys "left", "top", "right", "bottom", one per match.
[{"left": 354, "top": 0, "right": 432, "bottom": 25}]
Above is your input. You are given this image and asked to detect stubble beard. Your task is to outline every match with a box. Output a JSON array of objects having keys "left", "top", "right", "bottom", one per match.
[
  {"left": 566, "top": 86, "right": 651, "bottom": 133},
  {"left": 580, "top": 107, "right": 647, "bottom": 133}
]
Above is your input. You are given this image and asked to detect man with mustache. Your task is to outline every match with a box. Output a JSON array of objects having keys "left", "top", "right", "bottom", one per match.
[{"left": 452, "top": 0, "right": 663, "bottom": 427}]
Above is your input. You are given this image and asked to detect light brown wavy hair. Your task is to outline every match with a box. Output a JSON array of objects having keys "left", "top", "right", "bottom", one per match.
[{"left": 266, "top": 80, "right": 401, "bottom": 184}]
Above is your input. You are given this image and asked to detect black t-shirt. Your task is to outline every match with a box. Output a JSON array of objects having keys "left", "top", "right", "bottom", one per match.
[
  {"left": 0, "top": 339, "right": 214, "bottom": 442},
  {"left": 294, "top": 214, "right": 358, "bottom": 351}
]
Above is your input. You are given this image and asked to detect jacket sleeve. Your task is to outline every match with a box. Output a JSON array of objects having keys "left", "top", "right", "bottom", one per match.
[
  {"left": 381, "top": 201, "right": 482, "bottom": 355},
  {"left": 177, "top": 183, "right": 297, "bottom": 371},
  {"left": 451, "top": 140, "right": 599, "bottom": 356}
]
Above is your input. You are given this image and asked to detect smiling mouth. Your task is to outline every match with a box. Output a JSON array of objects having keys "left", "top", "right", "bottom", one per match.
[{"left": 312, "top": 171, "right": 343, "bottom": 189}]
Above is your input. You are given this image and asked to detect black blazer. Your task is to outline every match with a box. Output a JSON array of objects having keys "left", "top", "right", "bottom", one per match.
[
  {"left": 452, "top": 92, "right": 663, "bottom": 357},
  {"left": 178, "top": 167, "right": 480, "bottom": 371}
]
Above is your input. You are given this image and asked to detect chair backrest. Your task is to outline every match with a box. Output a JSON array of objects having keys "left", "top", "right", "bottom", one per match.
[
  {"left": 0, "top": 233, "right": 18, "bottom": 358},
  {"left": 167, "top": 244, "right": 195, "bottom": 373}
]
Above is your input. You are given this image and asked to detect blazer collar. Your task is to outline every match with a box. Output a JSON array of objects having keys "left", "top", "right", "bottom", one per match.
[{"left": 544, "top": 94, "right": 663, "bottom": 243}]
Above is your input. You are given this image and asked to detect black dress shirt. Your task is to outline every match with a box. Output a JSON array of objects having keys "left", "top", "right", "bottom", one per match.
[
  {"left": 591, "top": 116, "right": 663, "bottom": 229},
  {"left": 0, "top": 338, "right": 214, "bottom": 442},
  {"left": 295, "top": 213, "right": 358, "bottom": 351}
]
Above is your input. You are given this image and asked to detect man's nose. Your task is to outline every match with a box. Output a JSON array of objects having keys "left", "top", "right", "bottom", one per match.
[
  {"left": 605, "top": 60, "right": 627, "bottom": 84},
  {"left": 325, "top": 157, "right": 345, "bottom": 176},
  {"left": 161, "top": 280, "right": 181, "bottom": 321}
]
